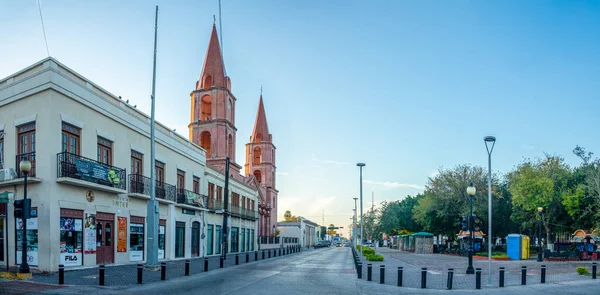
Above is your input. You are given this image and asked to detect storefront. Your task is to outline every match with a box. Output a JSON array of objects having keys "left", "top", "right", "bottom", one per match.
[
  {"left": 159, "top": 219, "right": 166, "bottom": 259},
  {"left": 175, "top": 222, "right": 185, "bottom": 258},
  {"left": 206, "top": 224, "right": 214, "bottom": 255},
  {"left": 129, "top": 216, "right": 145, "bottom": 262},
  {"left": 191, "top": 221, "right": 200, "bottom": 257},
  {"left": 15, "top": 208, "right": 38, "bottom": 266},
  {"left": 231, "top": 227, "right": 238, "bottom": 253},
  {"left": 59, "top": 209, "right": 83, "bottom": 267},
  {"left": 215, "top": 225, "right": 222, "bottom": 254}
]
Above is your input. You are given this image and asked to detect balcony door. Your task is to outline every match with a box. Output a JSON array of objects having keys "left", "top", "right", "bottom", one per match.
[
  {"left": 131, "top": 151, "right": 143, "bottom": 194},
  {"left": 17, "top": 122, "right": 36, "bottom": 176}
]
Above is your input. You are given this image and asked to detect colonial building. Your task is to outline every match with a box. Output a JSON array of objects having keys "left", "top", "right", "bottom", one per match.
[
  {"left": 189, "top": 24, "right": 278, "bottom": 238},
  {"left": 0, "top": 57, "right": 258, "bottom": 271}
]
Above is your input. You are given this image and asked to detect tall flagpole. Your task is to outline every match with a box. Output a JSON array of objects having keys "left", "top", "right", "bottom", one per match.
[{"left": 146, "top": 5, "right": 159, "bottom": 268}]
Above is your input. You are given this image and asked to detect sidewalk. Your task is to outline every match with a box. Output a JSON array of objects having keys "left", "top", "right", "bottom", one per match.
[
  {"left": 1, "top": 246, "right": 308, "bottom": 292},
  {"left": 355, "top": 247, "right": 595, "bottom": 290}
]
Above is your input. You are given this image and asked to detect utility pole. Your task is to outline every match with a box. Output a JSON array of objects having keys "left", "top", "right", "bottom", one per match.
[
  {"left": 221, "top": 157, "right": 230, "bottom": 260},
  {"left": 146, "top": 5, "right": 159, "bottom": 268}
]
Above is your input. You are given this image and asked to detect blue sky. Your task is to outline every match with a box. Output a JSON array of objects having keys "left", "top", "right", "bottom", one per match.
[{"left": 1, "top": 1, "right": 599, "bottom": 233}]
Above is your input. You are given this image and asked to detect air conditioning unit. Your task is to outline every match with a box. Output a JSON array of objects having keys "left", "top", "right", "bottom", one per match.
[{"left": 0, "top": 168, "right": 18, "bottom": 182}]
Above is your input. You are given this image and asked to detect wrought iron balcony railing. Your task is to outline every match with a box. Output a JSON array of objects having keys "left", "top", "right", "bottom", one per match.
[
  {"left": 128, "top": 174, "right": 176, "bottom": 202},
  {"left": 16, "top": 152, "right": 36, "bottom": 177},
  {"left": 57, "top": 152, "right": 125, "bottom": 190},
  {"left": 176, "top": 188, "right": 207, "bottom": 208}
]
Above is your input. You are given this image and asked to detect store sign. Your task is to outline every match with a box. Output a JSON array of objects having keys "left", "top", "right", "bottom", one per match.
[
  {"left": 117, "top": 217, "right": 127, "bottom": 252},
  {"left": 113, "top": 196, "right": 129, "bottom": 208},
  {"left": 84, "top": 213, "right": 96, "bottom": 254},
  {"left": 75, "top": 158, "right": 121, "bottom": 185},
  {"left": 182, "top": 208, "right": 195, "bottom": 215},
  {"left": 16, "top": 217, "right": 38, "bottom": 265},
  {"left": 60, "top": 253, "right": 82, "bottom": 266}
]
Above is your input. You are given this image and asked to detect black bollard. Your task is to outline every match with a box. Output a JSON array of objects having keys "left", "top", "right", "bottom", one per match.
[
  {"left": 58, "top": 264, "right": 64, "bottom": 285},
  {"left": 99, "top": 264, "right": 105, "bottom": 286},
  {"left": 185, "top": 259, "right": 190, "bottom": 276},
  {"left": 137, "top": 264, "right": 143, "bottom": 284},
  {"left": 161, "top": 262, "right": 166, "bottom": 281},
  {"left": 204, "top": 257, "right": 209, "bottom": 272},
  {"left": 246, "top": 252, "right": 249, "bottom": 262},
  {"left": 367, "top": 264, "right": 372, "bottom": 281},
  {"left": 499, "top": 267, "right": 505, "bottom": 287},
  {"left": 421, "top": 268, "right": 427, "bottom": 289},
  {"left": 397, "top": 267, "right": 403, "bottom": 287},
  {"left": 220, "top": 256, "right": 224, "bottom": 268},
  {"left": 236, "top": 254, "right": 239, "bottom": 265},
  {"left": 541, "top": 265, "right": 546, "bottom": 283},
  {"left": 357, "top": 262, "right": 363, "bottom": 279},
  {"left": 475, "top": 268, "right": 481, "bottom": 289},
  {"left": 380, "top": 265, "right": 385, "bottom": 284},
  {"left": 255, "top": 251, "right": 258, "bottom": 261},
  {"left": 521, "top": 266, "right": 527, "bottom": 285},
  {"left": 447, "top": 268, "right": 453, "bottom": 290},
  {"left": 593, "top": 263, "right": 597, "bottom": 279}
]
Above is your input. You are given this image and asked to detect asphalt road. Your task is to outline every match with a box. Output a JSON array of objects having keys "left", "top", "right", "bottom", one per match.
[{"left": 33, "top": 247, "right": 600, "bottom": 295}]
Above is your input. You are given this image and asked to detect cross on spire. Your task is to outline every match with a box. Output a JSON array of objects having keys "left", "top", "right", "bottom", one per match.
[
  {"left": 260, "top": 85, "right": 263, "bottom": 96},
  {"left": 213, "top": 15, "right": 216, "bottom": 25}
]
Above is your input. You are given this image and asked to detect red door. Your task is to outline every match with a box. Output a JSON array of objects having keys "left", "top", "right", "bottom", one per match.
[{"left": 96, "top": 215, "right": 114, "bottom": 265}]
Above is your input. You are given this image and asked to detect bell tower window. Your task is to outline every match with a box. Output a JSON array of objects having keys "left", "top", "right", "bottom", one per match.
[
  {"left": 254, "top": 170, "right": 262, "bottom": 184},
  {"left": 203, "top": 74, "right": 212, "bottom": 88},
  {"left": 228, "top": 134, "right": 233, "bottom": 159},
  {"left": 201, "top": 95, "right": 212, "bottom": 121},
  {"left": 253, "top": 147, "right": 261, "bottom": 165},
  {"left": 200, "top": 131, "right": 211, "bottom": 157}
]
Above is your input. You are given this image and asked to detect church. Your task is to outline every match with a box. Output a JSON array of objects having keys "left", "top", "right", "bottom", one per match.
[{"left": 188, "top": 24, "right": 279, "bottom": 238}]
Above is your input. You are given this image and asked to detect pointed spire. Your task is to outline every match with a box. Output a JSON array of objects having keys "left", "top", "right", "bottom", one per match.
[
  {"left": 251, "top": 92, "right": 270, "bottom": 143},
  {"left": 197, "top": 24, "right": 227, "bottom": 90}
]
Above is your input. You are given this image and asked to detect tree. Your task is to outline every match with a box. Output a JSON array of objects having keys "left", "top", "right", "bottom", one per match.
[
  {"left": 377, "top": 194, "right": 423, "bottom": 235},
  {"left": 507, "top": 155, "right": 575, "bottom": 244},
  {"left": 282, "top": 210, "right": 302, "bottom": 222}
]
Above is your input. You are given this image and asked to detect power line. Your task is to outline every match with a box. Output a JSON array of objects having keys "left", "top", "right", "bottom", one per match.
[{"left": 36, "top": 0, "right": 50, "bottom": 57}]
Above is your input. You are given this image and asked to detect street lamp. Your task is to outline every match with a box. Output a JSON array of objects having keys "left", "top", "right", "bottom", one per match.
[
  {"left": 484, "top": 135, "right": 496, "bottom": 286},
  {"left": 19, "top": 159, "right": 32, "bottom": 274},
  {"left": 466, "top": 182, "right": 476, "bottom": 274},
  {"left": 353, "top": 197, "right": 358, "bottom": 247},
  {"left": 357, "top": 163, "right": 365, "bottom": 256},
  {"left": 537, "top": 207, "right": 543, "bottom": 262}
]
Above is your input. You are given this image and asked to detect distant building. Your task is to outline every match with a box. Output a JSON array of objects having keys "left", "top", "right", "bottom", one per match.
[{"left": 277, "top": 218, "right": 319, "bottom": 247}]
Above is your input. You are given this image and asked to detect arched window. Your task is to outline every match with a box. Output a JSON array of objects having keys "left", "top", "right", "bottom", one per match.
[
  {"left": 253, "top": 147, "right": 261, "bottom": 164},
  {"left": 203, "top": 74, "right": 212, "bottom": 88},
  {"left": 193, "top": 97, "right": 200, "bottom": 121},
  {"left": 201, "top": 95, "right": 212, "bottom": 120},
  {"left": 271, "top": 149, "right": 274, "bottom": 163},
  {"left": 227, "top": 99, "right": 232, "bottom": 121},
  {"left": 228, "top": 134, "right": 233, "bottom": 159},
  {"left": 200, "top": 131, "right": 211, "bottom": 157},
  {"left": 255, "top": 133, "right": 262, "bottom": 142},
  {"left": 254, "top": 170, "right": 262, "bottom": 184}
]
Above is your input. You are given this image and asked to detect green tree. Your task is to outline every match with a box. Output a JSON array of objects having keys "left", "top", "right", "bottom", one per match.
[{"left": 377, "top": 194, "right": 423, "bottom": 235}]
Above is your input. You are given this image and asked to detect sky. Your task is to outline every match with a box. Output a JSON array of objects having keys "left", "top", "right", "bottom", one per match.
[{"left": 1, "top": 1, "right": 600, "bottom": 236}]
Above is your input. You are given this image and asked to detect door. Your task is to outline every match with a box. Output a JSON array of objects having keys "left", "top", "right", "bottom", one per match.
[
  {"left": 175, "top": 222, "right": 185, "bottom": 258},
  {"left": 191, "top": 221, "right": 200, "bottom": 257},
  {"left": 96, "top": 219, "right": 114, "bottom": 264}
]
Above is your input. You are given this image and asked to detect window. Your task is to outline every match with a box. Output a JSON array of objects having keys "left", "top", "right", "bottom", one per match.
[
  {"left": 253, "top": 147, "right": 261, "bottom": 164},
  {"left": 158, "top": 220, "right": 166, "bottom": 259},
  {"left": 207, "top": 224, "right": 214, "bottom": 255},
  {"left": 201, "top": 95, "right": 212, "bottom": 121},
  {"left": 251, "top": 229, "right": 254, "bottom": 251},
  {"left": 231, "top": 227, "right": 239, "bottom": 253},
  {"left": 155, "top": 161, "right": 165, "bottom": 183},
  {"left": 254, "top": 170, "right": 262, "bottom": 184},
  {"left": 129, "top": 223, "right": 144, "bottom": 261},
  {"left": 60, "top": 217, "right": 83, "bottom": 266},
  {"left": 193, "top": 176, "right": 200, "bottom": 194},
  {"left": 131, "top": 150, "right": 143, "bottom": 175},
  {"left": 18, "top": 122, "right": 36, "bottom": 175},
  {"left": 200, "top": 131, "right": 211, "bottom": 157},
  {"left": 217, "top": 186, "right": 223, "bottom": 203},
  {"left": 61, "top": 122, "right": 79, "bottom": 155},
  {"left": 241, "top": 228, "right": 246, "bottom": 252},
  {"left": 175, "top": 222, "right": 185, "bottom": 258},
  {"left": 97, "top": 137, "right": 112, "bottom": 165},
  {"left": 208, "top": 182, "right": 215, "bottom": 208},
  {"left": 192, "top": 221, "right": 200, "bottom": 257},
  {"left": 215, "top": 225, "right": 222, "bottom": 254},
  {"left": 232, "top": 193, "right": 240, "bottom": 207},
  {"left": 177, "top": 169, "right": 185, "bottom": 189},
  {"left": 246, "top": 229, "right": 250, "bottom": 252},
  {"left": 203, "top": 74, "right": 212, "bottom": 88},
  {"left": 228, "top": 134, "right": 233, "bottom": 159}
]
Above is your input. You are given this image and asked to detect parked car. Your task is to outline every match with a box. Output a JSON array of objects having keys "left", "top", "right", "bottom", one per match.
[{"left": 313, "top": 241, "right": 329, "bottom": 248}]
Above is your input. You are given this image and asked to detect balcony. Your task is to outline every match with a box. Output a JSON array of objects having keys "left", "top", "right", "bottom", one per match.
[
  {"left": 176, "top": 188, "right": 207, "bottom": 209},
  {"left": 207, "top": 199, "right": 223, "bottom": 211},
  {"left": 129, "top": 174, "right": 176, "bottom": 202},
  {"left": 230, "top": 205, "right": 241, "bottom": 217},
  {"left": 16, "top": 152, "right": 36, "bottom": 177},
  {"left": 56, "top": 152, "right": 126, "bottom": 193},
  {"left": 242, "top": 208, "right": 258, "bottom": 221}
]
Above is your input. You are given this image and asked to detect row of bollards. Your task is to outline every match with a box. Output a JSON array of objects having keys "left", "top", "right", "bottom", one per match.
[
  {"left": 56, "top": 245, "right": 306, "bottom": 286},
  {"left": 357, "top": 262, "right": 599, "bottom": 289}
]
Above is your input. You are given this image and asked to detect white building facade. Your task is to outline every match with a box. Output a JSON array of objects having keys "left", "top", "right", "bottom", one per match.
[{"left": 0, "top": 58, "right": 258, "bottom": 272}]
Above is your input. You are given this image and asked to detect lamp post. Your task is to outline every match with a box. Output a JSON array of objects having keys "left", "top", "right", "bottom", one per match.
[
  {"left": 537, "top": 207, "right": 543, "bottom": 262},
  {"left": 353, "top": 197, "right": 358, "bottom": 247},
  {"left": 484, "top": 135, "right": 496, "bottom": 285},
  {"left": 19, "top": 159, "right": 32, "bottom": 274},
  {"left": 357, "top": 163, "right": 365, "bottom": 256},
  {"left": 466, "top": 183, "right": 476, "bottom": 274}
]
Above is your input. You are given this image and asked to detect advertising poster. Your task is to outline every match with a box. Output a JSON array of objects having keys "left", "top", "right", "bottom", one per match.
[
  {"left": 84, "top": 213, "right": 96, "bottom": 254},
  {"left": 16, "top": 217, "right": 38, "bottom": 265},
  {"left": 117, "top": 217, "right": 127, "bottom": 252},
  {"left": 158, "top": 225, "right": 165, "bottom": 259},
  {"left": 60, "top": 217, "right": 83, "bottom": 266}
]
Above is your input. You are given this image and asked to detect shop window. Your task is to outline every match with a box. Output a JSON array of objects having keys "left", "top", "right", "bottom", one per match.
[
  {"left": 16, "top": 211, "right": 38, "bottom": 266},
  {"left": 158, "top": 221, "right": 166, "bottom": 259},
  {"left": 215, "top": 225, "right": 222, "bottom": 254},
  {"left": 192, "top": 221, "right": 200, "bottom": 257},
  {"left": 175, "top": 222, "right": 185, "bottom": 258},
  {"left": 60, "top": 217, "right": 83, "bottom": 266},
  {"left": 231, "top": 227, "right": 239, "bottom": 253},
  {"left": 207, "top": 224, "right": 214, "bottom": 255},
  {"left": 130, "top": 222, "right": 144, "bottom": 261}
]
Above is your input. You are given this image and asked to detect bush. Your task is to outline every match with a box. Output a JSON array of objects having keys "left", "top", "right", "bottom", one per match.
[
  {"left": 366, "top": 254, "right": 384, "bottom": 261},
  {"left": 576, "top": 266, "right": 588, "bottom": 275},
  {"left": 362, "top": 247, "right": 375, "bottom": 256}
]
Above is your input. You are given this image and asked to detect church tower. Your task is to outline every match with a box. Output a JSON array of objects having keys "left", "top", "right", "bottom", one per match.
[
  {"left": 189, "top": 24, "right": 242, "bottom": 174},
  {"left": 245, "top": 94, "right": 278, "bottom": 235}
]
